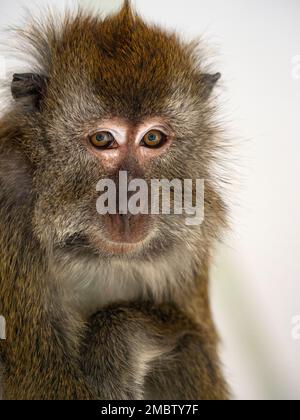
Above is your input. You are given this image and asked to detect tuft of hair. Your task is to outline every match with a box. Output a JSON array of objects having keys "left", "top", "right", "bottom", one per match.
[{"left": 3, "top": 1, "right": 222, "bottom": 118}]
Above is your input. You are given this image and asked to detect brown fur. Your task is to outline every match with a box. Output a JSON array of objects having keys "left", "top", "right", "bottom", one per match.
[{"left": 0, "top": 1, "right": 230, "bottom": 400}]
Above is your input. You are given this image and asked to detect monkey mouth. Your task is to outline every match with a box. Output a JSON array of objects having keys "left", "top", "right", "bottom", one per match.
[
  {"left": 90, "top": 238, "right": 145, "bottom": 255},
  {"left": 61, "top": 229, "right": 152, "bottom": 257}
]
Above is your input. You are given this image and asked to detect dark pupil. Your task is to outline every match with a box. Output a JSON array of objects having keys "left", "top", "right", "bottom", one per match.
[
  {"left": 96, "top": 134, "right": 106, "bottom": 142},
  {"left": 148, "top": 134, "right": 157, "bottom": 142}
]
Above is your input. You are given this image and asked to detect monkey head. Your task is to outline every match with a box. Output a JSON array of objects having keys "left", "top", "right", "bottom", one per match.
[{"left": 8, "top": 2, "right": 226, "bottom": 305}]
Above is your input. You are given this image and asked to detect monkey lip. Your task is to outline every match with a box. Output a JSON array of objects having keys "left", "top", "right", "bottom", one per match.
[
  {"left": 62, "top": 215, "right": 153, "bottom": 256},
  {"left": 62, "top": 233, "right": 146, "bottom": 256},
  {"left": 93, "top": 238, "right": 144, "bottom": 255}
]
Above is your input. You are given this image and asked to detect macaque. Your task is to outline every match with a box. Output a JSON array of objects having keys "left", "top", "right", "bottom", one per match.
[{"left": 0, "top": 1, "right": 230, "bottom": 400}]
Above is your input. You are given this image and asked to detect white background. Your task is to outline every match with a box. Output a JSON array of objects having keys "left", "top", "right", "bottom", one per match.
[{"left": 0, "top": 0, "right": 299, "bottom": 400}]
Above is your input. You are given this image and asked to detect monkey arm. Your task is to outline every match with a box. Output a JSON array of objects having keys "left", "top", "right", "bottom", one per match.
[
  {"left": 145, "top": 330, "right": 230, "bottom": 400},
  {"left": 0, "top": 295, "right": 97, "bottom": 400},
  {"left": 81, "top": 302, "right": 230, "bottom": 400}
]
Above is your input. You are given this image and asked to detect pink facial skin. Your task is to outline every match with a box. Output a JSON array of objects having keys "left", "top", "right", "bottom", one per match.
[
  {"left": 84, "top": 118, "right": 174, "bottom": 252},
  {"left": 85, "top": 118, "right": 173, "bottom": 172}
]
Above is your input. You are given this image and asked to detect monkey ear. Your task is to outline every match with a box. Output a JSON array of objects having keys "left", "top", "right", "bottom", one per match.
[
  {"left": 11, "top": 73, "right": 47, "bottom": 109},
  {"left": 200, "top": 72, "right": 221, "bottom": 100}
]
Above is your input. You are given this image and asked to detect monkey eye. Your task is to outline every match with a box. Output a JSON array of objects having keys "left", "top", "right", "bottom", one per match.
[
  {"left": 141, "top": 130, "right": 167, "bottom": 148},
  {"left": 90, "top": 131, "right": 116, "bottom": 149}
]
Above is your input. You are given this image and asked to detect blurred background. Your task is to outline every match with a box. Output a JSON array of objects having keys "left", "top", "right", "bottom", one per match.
[{"left": 0, "top": 0, "right": 299, "bottom": 400}]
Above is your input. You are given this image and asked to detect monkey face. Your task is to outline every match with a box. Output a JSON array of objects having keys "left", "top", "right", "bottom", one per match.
[
  {"left": 31, "top": 113, "right": 198, "bottom": 260},
  {"left": 11, "top": 5, "right": 225, "bottom": 266}
]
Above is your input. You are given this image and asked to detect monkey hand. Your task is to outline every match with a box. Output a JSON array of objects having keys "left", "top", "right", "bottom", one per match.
[{"left": 81, "top": 302, "right": 230, "bottom": 400}]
